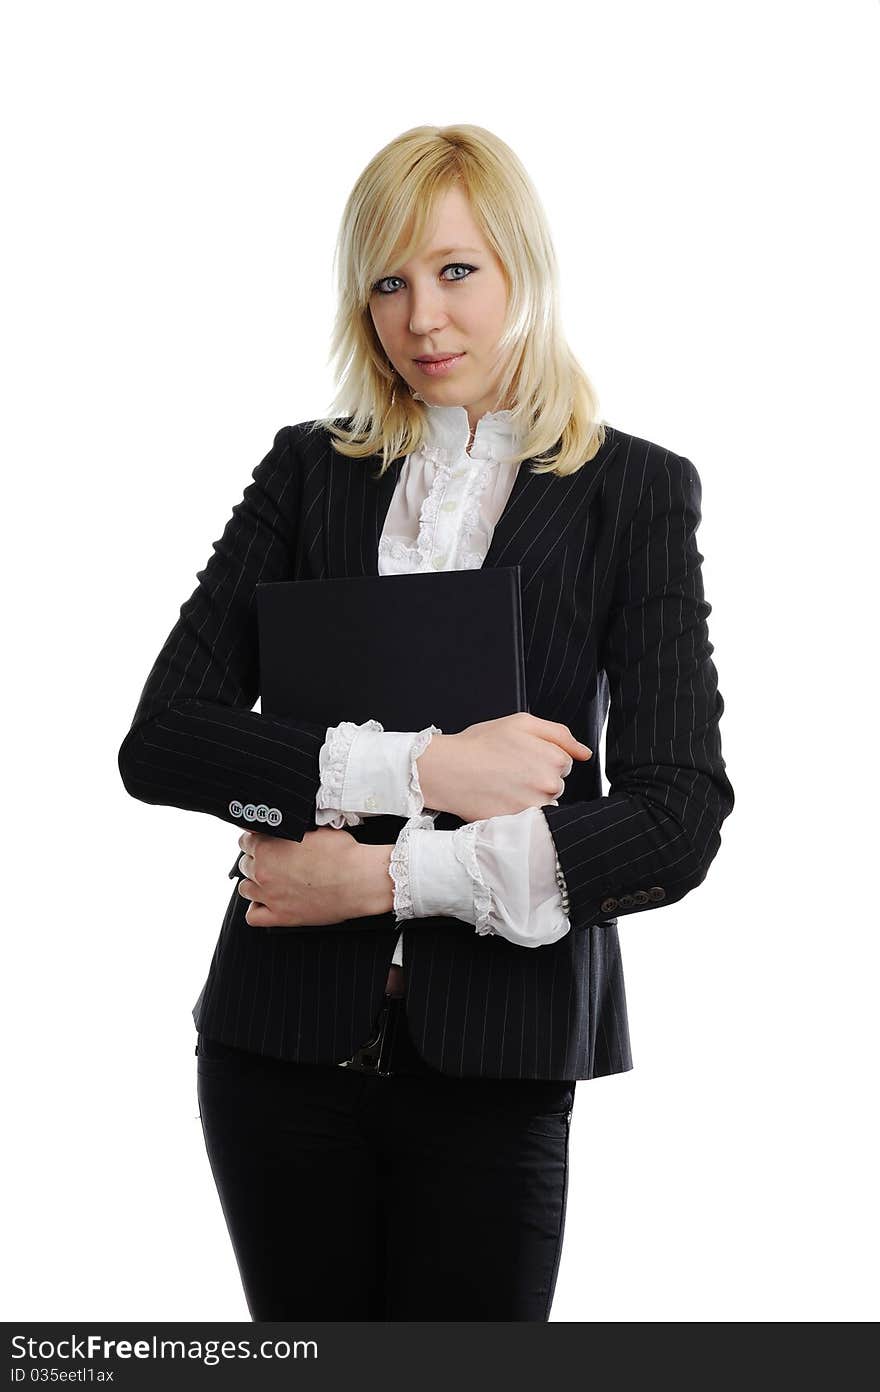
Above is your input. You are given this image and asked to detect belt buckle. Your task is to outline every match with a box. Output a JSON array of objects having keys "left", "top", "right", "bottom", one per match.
[{"left": 338, "top": 1000, "right": 395, "bottom": 1076}]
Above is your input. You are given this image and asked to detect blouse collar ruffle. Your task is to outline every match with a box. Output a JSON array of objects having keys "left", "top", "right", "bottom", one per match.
[{"left": 412, "top": 395, "right": 522, "bottom": 463}]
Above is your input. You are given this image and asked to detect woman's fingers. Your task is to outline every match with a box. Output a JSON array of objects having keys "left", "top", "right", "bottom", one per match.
[
  {"left": 529, "top": 718, "right": 591, "bottom": 760},
  {"left": 245, "top": 900, "right": 273, "bottom": 927}
]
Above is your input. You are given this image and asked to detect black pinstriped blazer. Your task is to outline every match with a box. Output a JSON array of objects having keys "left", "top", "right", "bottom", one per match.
[{"left": 117, "top": 417, "right": 734, "bottom": 1080}]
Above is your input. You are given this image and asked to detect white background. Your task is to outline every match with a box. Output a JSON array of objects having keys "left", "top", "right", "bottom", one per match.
[{"left": 2, "top": 0, "right": 877, "bottom": 1323}]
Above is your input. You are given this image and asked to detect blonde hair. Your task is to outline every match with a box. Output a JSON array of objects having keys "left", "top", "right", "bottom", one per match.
[{"left": 307, "top": 123, "right": 606, "bottom": 479}]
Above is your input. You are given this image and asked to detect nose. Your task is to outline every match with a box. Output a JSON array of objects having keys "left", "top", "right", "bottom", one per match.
[
  {"left": 408, "top": 284, "right": 449, "bottom": 337},
  {"left": 409, "top": 312, "right": 447, "bottom": 338}
]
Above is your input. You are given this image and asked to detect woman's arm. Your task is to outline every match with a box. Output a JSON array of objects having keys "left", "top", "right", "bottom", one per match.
[
  {"left": 540, "top": 450, "right": 735, "bottom": 931},
  {"left": 117, "top": 424, "right": 331, "bottom": 842},
  {"left": 305, "top": 722, "right": 571, "bottom": 945}
]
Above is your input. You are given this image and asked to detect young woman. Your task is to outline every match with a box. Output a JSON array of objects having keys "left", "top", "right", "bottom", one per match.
[{"left": 118, "top": 123, "right": 734, "bottom": 1321}]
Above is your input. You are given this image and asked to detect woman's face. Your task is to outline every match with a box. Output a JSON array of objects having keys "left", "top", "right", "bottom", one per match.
[{"left": 369, "top": 184, "right": 513, "bottom": 432}]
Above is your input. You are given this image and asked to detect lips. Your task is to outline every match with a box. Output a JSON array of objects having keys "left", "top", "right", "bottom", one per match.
[
  {"left": 413, "top": 353, "right": 465, "bottom": 378},
  {"left": 414, "top": 354, "right": 462, "bottom": 363}
]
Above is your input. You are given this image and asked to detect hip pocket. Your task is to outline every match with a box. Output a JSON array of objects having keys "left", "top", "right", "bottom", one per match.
[
  {"left": 195, "top": 1032, "right": 261, "bottom": 1074},
  {"left": 521, "top": 1081, "right": 575, "bottom": 1138}
]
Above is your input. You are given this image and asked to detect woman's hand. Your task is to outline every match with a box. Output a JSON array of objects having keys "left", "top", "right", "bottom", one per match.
[
  {"left": 416, "top": 712, "right": 592, "bottom": 823},
  {"left": 236, "top": 828, "right": 394, "bottom": 928}
]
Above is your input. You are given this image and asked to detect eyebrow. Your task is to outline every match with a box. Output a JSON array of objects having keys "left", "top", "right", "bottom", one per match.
[{"left": 425, "top": 246, "right": 483, "bottom": 258}]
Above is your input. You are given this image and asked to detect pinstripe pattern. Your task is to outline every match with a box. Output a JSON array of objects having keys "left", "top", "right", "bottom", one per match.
[{"left": 118, "top": 419, "right": 734, "bottom": 1079}]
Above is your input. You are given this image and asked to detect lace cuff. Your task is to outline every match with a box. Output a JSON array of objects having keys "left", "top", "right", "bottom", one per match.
[
  {"left": 388, "top": 814, "right": 436, "bottom": 921},
  {"left": 315, "top": 719, "right": 383, "bottom": 828},
  {"left": 451, "top": 820, "right": 495, "bottom": 936},
  {"left": 407, "top": 725, "right": 442, "bottom": 815}
]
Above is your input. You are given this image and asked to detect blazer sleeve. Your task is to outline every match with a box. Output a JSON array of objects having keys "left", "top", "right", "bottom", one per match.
[
  {"left": 541, "top": 450, "right": 735, "bottom": 931},
  {"left": 117, "top": 424, "right": 328, "bottom": 843}
]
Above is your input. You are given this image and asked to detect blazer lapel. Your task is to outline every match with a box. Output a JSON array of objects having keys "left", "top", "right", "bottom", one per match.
[
  {"left": 485, "top": 430, "right": 620, "bottom": 579},
  {"left": 324, "top": 445, "right": 403, "bottom": 579},
  {"left": 482, "top": 460, "right": 555, "bottom": 571}
]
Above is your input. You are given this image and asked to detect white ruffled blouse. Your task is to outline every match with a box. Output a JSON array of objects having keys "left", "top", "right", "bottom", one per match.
[{"left": 314, "top": 401, "right": 571, "bottom": 967}]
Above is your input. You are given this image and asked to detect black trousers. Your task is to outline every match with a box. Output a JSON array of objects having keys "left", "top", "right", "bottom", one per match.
[{"left": 196, "top": 995, "right": 575, "bottom": 1321}]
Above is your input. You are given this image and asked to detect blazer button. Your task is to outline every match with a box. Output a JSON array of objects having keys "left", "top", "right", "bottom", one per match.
[
  {"left": 619, "top": 894, "right": 634, "bottom": 908},
  {"left": 648, "top": 886, "right": 666, "bottom": 902},
  {"left": 255, "top": 803, "right": 269, "bottom": 822},
  {"left": 243, "top": 803, "right": 257, "bottom": 821},
  {"left": 600, "top": 897, "right": 618, "bottom": 913},
  {"left": 266, "top": 807, "right": 282, "bottom": 826},
  {"left": 633, "top": 890, "right": 650, "bottom": 905},
  {"left": 229, "top": 799, "right": 243, "bottom": 818}
]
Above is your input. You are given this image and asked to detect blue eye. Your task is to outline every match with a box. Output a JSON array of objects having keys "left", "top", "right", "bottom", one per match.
[{"left": 372, "top": 263, "right": 477, "bottom": 296}]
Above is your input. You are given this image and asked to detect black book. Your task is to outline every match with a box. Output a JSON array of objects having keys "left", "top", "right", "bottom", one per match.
[{"left": 258, "top": 566, "right": 527, "bottom": 734}]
